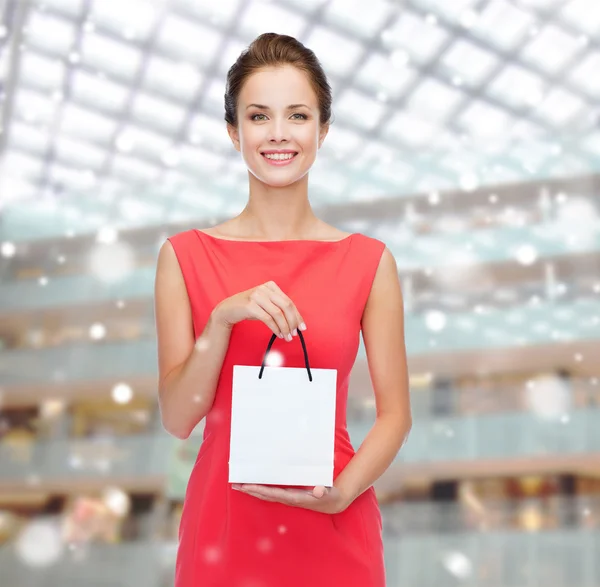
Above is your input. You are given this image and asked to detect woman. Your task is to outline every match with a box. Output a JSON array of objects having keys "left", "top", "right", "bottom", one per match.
[{"left": 154, "top": 32, "right": 411, "bottom": 587}]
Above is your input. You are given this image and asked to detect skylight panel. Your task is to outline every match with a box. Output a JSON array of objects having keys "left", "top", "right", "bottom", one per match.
[
  {"left": 130, "top": 92, "right": 187, "bottom": 132},
  {"left": 188, "top": 114, "right": 231, "bottom": 152},
  {"left": 561, "top": 0, "right": 600, "bottom": 35},
  {"left": 81, "top": 33, "right": 144, "bottom": 79},
  {"left": 19, "top": 52, "right": 66, "bottom": 91},
  {"left": 178, "top": 145, "right": 225, "bottom": 175},
  {"left": 535, "top": 87, "right": 586, "bottom": 127},
  {"left": 309, "top": 168, "right": 351, "bottom": 199},
  {"left": 510, "top": 118, "right": 546, "bottom": 141},
  {"left": 356, "top": 53, "right": 417, "bottom": 100},
  {"left": 458, "top": 100, "right": 513, "bottom": 137},
  {"left": 8, "top": 122, "right": 51, "bottom": 154},
  {"left": 143, "top": 56, "right": 203, "bottom": 102},
  {"left": 518, "top": 0, "right": 569, "bottom": 12},
  {"left": 54, "top": 136, "right": 107, "bottom": 169},
  {"left": 49, "top": 163, "right": 95, "bottom": 190},
  {"left": 37, "top": 0, "right": 85, "bottom": 16},
  {"left": 413, "top": 0, "right": 479, "bottom": 23},
  {"left": 25, "top": 11, "right": 77, "bottom": 55},
  {"left": 156, "top": 14, "right": 222, "bottom": 65},
  {"left": 440, "top": 39, "right": 500, "bottom": 86},
  {"left": 382, "top": 111, "right": 437, "bottom": 147},
  {"left": 282, "top": 0, "right": 335, "bottom": 13},
  {"left": 335, "top": 89, "right": 387, "bottom": 131},
  {"left": 14, "top": 88, "right": 58, "bottom": 125},
  {"left": 174, "top": 0, "right": 242, "bottom": 27},
  {"left": 71, "top": 70, "right": 130, "bottom": 114},
  {"left": 319, "top": 126, "right": 363, "bottom": 160},
  {"left": 88, "top": 0, "right": 159, "bottom": 41},
  {"left": 381, "top": 10, "right": 449, "bottom": 64},
  {"left": 1, "top": 150, "right": 45, "bottom": 181},
  {"left": 237, "top": 2, "right": 306, "bottom": 41},
  {"left": 113, "top": 125, "right": 173, "bottom": 159},
  {"left": 323, "top": 0, "right": 394, "bottom": 38},
  {"left": 486, "top": 64, "right": 546, "bottom": 109},
  {"left": 521, "top": 23, "right": 582, "bottom": 74},
  {"left": 60, "top": 103, "right": 119, "bottom": 143},
  {"left": 372, "top": 157, "right": 414, "bottom": 186},
  {"left": 569, "top": 51, "right": 600, "bottom": 98},
  {"left": 406, "top": 77, "right": 465, "bottom": 123},
  {"left": 216, "top": 39, "right": 248, "bottom": 76},
  {"left": 111, "top": 154, "right": 161, "bottom": 182},
  {"left": 472, "top": 0, "right": 535, "bottom": 50},
  {"left": 304, "top": 26, "right": 365, "bottom": 77}
]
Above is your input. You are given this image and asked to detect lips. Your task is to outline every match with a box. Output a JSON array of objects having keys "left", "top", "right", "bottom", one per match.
[{"left": 261, "top": 152, "right": 298, "bottom": 166}]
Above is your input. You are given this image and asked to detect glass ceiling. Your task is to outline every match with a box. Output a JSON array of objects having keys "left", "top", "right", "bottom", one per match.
[{"left": 1, "top": 0, "right": 599, "bottom": 241}]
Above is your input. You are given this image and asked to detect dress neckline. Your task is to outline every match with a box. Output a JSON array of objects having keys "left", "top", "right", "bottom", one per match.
[{"left": 194, "top": 229, "right": 357, "bottom": 244}]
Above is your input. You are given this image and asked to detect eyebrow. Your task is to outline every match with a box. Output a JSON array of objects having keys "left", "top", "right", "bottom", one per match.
[{"left": 246, "top": 103, "right": 310, "bottom": 110}]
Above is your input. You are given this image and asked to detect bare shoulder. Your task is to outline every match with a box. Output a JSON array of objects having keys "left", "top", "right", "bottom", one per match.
[
  {"left": 196, "top": 224, "right": 227, "bottom": 237},
  {"left": 364, "top": 246, "right": 401, "bottom": 313}
]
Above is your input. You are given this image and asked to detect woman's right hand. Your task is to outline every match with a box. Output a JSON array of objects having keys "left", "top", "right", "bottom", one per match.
[{"left": 212, "top": 281, "right": 306, "bottom": 341}]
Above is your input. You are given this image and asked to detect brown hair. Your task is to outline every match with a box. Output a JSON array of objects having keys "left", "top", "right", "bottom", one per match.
[{"left": 224, "top": 32, "right": 333, "bottom": 129}]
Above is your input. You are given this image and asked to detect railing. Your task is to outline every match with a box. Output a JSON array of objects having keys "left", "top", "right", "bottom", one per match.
[
  {"left": 1, "top": 299, "right": 599, "bottom": 385},
  {"left": 2, "top": 407, "right": 600, "bottom": 487},
  {"left": 0, "top": 433, "right": 171, "bottom": 483},
  {"left": 381, "top": 496, "right": 600, "bottom": 535},
  {"left": 1, "top": 529, "right": 599, "bottom": 586}
]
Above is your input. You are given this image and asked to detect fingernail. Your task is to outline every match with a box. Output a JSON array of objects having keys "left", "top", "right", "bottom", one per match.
[
  {"left": 299, "top": 323, "right": 307, "bottom": 331},
  {"left": 286, "top": 333, "right": 292, "bottom": 341},
  {"left": 292, "top": 328, "right": 298, "bottom": 336}
]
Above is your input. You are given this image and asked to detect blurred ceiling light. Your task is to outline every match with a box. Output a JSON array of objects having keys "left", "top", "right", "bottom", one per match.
[
  {"left": 525, "top": 374, "right": 571, "bottom": 421},
  {"left": 88, "top": 241, "right": 135, "bottom": 283},
  {"left": 442, "top": 551, "right": 472, "bottom": 579},
  {"left": 425, "top": 310, "right": 447, "bottom": 332},
  {"left": 40, "top": 399, "right": 65, "bottom": 419},
  {"left": 96, "top": 226, "right": 118, "bottom": 244},
  {"left": 515, "top": 244, "right": 538, "bottom": 265},
  {"left": 1, "top": 241, "right": 16, "bottom": 258},
  {"left": 112, "top": 383, "right": 133, "bottom": 404},
  {"left": 15, "top": 519, "right": 64, "bottom": 567},
  {"left": 89, "top": 323, "right": 106, "bottom": 340},
  {"left": 102, "top": 487, "right": 131, "bottom": 517},
  {"left": 115, "top": 133, "right": 135, "bottom": 153}
]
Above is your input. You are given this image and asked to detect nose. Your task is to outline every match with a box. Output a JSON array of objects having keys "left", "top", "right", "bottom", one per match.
[{"left": 267, "top": 117, "right": 291, "bottom": 143}]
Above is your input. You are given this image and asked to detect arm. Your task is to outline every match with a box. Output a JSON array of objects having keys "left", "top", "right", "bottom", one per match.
[
  {"left": 334, "top": 247, "right": 412, "bottom": 507},
  {"left": 154, "top": 240, "right": 232, "bottom": 439}
]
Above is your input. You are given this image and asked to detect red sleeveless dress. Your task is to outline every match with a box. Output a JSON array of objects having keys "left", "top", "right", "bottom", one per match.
[{"left": 167, "top": 228, "right": 387, "bottom": 587}]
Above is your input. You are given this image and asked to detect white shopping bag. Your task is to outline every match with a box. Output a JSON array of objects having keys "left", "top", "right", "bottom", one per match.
[{"left": 229, "top": 331, "right": 337, "bottom": 486}]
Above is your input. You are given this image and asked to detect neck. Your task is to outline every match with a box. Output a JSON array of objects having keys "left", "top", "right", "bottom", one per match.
[{"left": 235, "top": 174, "right": 322, "bottom": 240}]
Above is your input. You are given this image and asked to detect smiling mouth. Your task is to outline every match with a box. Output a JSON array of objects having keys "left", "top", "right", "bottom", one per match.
[{"left": 261, "top": 153, "right": 298, "bottom": 161}]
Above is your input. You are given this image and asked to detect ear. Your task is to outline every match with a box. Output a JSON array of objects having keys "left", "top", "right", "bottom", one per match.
[
  {"left": 318, "top": 123, "right": 329, "bottom": 149},
  {"left": 227, "top": 123, "right": 241, "bottom": 152}
]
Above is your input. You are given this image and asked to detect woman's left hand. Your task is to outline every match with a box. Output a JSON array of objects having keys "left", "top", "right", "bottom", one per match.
[{"left": 231, "top": 483, "right": 351, "bottom": 514}]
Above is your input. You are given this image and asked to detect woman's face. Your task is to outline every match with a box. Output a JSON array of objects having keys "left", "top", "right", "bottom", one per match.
[{"left": 228, "top": 65, "right": 328, "bottom": 187}]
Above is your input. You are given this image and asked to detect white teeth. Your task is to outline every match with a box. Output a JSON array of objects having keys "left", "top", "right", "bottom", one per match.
[{"left": 263, "top": 153, "right": 295, "bottom": 160}]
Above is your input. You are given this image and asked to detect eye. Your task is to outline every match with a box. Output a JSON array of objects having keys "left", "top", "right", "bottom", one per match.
[
  {"left": 291, "top": 113, "right": 308, "bottom": 120},
  {"left": 251, "top": 113, "right": 267, "bottom": 121}
]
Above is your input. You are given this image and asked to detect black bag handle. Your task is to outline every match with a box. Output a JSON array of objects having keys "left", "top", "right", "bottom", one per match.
[{"left": 258, "top": 330, "right": 313, "bottom": 382}]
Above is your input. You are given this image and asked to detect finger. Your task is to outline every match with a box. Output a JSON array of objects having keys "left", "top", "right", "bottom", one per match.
[
  {"left": 253, "top": 291, "right": 293, "bottom": 339},
  {"left": 247, "top": 300, "right": 284, "bottom": 339},
  {"left": 263, "top": 283, "right": 304, "bottom": 335},
  {"left": 313, "top": 486, "right": 328, "bottom": 498},
  {"left": 266, "top": 292, "right": 301, "bottom": 339}
]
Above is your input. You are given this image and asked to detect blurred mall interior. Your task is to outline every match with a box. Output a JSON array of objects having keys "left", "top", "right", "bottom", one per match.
[{"left": 0, "top": 0, "right": 600, "bottom": 585}]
